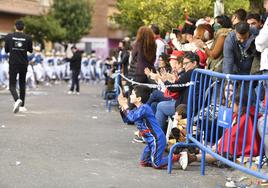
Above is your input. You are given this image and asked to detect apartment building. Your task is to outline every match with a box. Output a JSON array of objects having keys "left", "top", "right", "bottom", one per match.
[
  {"left": 0, "top": 0, "right": 126, "bottom": 58},
  {"left": 79, "top": 0, "right": 128, "bottom": 58},
  {"left": 0, "top": 0, "right": 51, "bottom": 36}
]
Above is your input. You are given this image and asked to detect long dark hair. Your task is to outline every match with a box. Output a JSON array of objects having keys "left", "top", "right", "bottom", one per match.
[
  {"left": 215, "top": 15, "right": 232, "bottom": 29},
  {"left": 135, "top": 26, "right": 156, "bottom": 64}
]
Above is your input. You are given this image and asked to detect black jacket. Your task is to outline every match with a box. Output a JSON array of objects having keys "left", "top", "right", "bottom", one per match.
[
  {"left": 128, "top": 42, "right": 155, "bottom": 83},
  {"left": 5, "top": 32, "right": 33, "bottom": 65},
  {"left": 66, "top": 51, "right": 82, "bottom": 71},
  {"left": 165, "top": 69, "right": 194, "bottom": 108}
]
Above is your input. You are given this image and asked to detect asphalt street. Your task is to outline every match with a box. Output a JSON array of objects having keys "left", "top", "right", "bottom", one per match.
[{"left": 0, "top": 82, "right": 237, "bottom": 188}]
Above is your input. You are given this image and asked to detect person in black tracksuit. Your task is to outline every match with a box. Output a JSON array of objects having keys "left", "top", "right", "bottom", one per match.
[
  {"left": 65, "top": 46, "right": 82, "bottom": 94},
  {"left": 4, "top": 20, "right": 33, "bottom": 113}
]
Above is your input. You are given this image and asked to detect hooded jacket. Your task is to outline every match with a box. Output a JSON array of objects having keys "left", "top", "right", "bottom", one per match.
[{"left": 223, "top": 29, "right": 258, "bottom": 74}]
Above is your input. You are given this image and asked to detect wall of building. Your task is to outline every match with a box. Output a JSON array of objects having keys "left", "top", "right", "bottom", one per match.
[
  {"left": 84, "top": 0, "right": 128, "bottom": 58},
  {"left": 0, "top": 0, "right": 51, "bottom": 33},
  {"left": 0, "top": 0, "right": 126, "bottom": 59},
  {"left": 0, "top": 0, "right": 42, "bottom": 16},
  {"left": 0, "top": 13, "right": 21, "bottom": 34}
]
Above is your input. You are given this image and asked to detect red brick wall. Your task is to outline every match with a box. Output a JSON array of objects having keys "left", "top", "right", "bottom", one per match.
[
  {"left": 0, "top": 13, "right": 21, "bottom": 33},
  {"left": 87, "top": 0, "right": 127, "bottom": 39}
]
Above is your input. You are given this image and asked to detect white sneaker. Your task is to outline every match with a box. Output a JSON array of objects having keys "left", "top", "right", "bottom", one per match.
[
  {"left": 179, "top": 151, "right": 188, "bottom": 170},
  {"left": 68, "top": 91, "right": 74, "bottom": 95},
  {"left": 13, "top": 99, "right": 22, "bottom": 113},
  {"left": 19, "top": 106, "right": 27, "bottom": 112},
  {"left": 134, "top": 131, "right": 140, "bottom": 137},
  {"left": 76, "top": 92, "right": 80, "bottom": 95}
]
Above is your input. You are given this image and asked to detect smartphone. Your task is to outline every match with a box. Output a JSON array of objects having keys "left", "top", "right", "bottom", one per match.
[{"left": 171, "top": 28, "right": 180, "bottom": 35}]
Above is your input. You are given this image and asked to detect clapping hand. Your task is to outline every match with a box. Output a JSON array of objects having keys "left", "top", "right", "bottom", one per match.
[
  {"left": 159, "top": 68, "right": 168, "bottom": 81},
  {"left": 169, "top": 33, "right": 176, "bottom": 40},
  {"left": 144, "top": 67, "right": 151, "bottom": 77},
  {"left": 192, "top": 39, "right": 205, "bottom": 49},
  {"left": 169, "top": 72, "right": 179, "bottom": 83},
  {"left": 117, "top": 86, "right": 128, "bottom": 110},
  {"left": 145, "top": 68, "right": 159, "bottom": 81}
]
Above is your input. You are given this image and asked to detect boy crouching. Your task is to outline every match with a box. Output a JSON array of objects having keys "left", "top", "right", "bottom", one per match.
[{"left": 118, "top": 85, "right": 180, "bottom": 168}]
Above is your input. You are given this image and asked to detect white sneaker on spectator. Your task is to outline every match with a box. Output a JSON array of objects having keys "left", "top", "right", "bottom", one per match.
[
  {"left": 76, "top": 92, "right": 80, "bottom": 95},
  {"left": 179, "top": 151, "right": 188, "bottom": 170},
  {"left": 19, "top": 106, "right": 27, "bottom": 112},
  {"left": 13, "top": 99, "right": 22, "bottom": 113}
]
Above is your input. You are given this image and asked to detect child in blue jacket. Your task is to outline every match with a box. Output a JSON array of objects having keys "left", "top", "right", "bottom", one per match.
[{"left": 118, "top": 85, "right": 180, "bottom": 168}]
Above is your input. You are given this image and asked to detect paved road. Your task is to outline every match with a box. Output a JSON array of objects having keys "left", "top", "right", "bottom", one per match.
[{"left": 0, "top": 83, "right": 234, "bottom": 188}]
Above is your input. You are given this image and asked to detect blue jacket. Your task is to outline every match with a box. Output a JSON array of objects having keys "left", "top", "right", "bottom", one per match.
[
  {"left": 126, "top": 104, "right": 165, "bottom": 141},
  {"left": 223, "top": 29, "right": 257, "bottom": 74}
]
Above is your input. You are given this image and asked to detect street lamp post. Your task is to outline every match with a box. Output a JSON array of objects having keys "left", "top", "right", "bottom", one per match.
[{"left": 214, "top": 0, "right": 224, "bottom": 17}]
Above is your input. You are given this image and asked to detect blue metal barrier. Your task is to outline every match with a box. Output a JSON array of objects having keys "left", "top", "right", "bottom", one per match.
[
  {"left": 168, "top": 69, "right": 268, "bottom": 180},
  {"left": 105, "top": 65, "right": 121, "bottom": 112}
]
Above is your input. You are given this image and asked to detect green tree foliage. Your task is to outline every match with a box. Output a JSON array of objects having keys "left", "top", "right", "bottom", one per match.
[
  {"left": 112, "top": 0, "right": 144, "bottom": 36},
  {"left": 51, "top": 0, "right": 93, "bottom": 44},
  {"left": 224, "top": 0, "right": 249, "bottom": 15},
  {"left": 248, "top": 0, "right": 264, "bottom": 13},
  {"left": 23, "top": 0, "right": 93, "bottom": 46},
  {"left": 113, "top": 0, "right": 252, "bottom": 36},
  {"left": 23, "top": 15, "right": 66, "bottom": 47}
]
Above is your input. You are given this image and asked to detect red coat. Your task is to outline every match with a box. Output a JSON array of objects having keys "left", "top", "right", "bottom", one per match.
[{"left": 218, "top": 107, "right": 261, "bottom": 157}]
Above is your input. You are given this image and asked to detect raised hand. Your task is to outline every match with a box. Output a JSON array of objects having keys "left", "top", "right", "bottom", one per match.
[
  {"left": 117, "top": 86, "right": 128, "bottom": 110},
  {"left": 192, "top": 39, "right": 205, "bottom": 49},
  {"left": 144, "top": 67, "right": 151, "bottom": 77}
]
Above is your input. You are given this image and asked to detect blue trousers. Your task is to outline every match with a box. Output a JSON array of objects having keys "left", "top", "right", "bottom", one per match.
[
  {"left": 140, "top": 134, "right": 168, "bottom": 168},
  {"left": 147, "top": 90, "right": 171, "bottom": 114},
  {"left": 155, "top": 100, "right": 176, "bottom": 133}
]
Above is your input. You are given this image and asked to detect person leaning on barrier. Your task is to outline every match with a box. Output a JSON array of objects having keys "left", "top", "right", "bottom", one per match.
[
  {"left": 4, "top": 19, "right": 33, "bottom": 113},
  {"left": 223, "top": 22, "right": 258, "bottom": 75}
]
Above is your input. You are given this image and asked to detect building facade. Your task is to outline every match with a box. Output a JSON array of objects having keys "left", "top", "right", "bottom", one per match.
[
  {"left": 0, "top": 0, "right": 51, "bottom": 36},
  {"left": 79, "top": 0, "right": 128, "bottom": 58},
  {"left": 0, "top": 0, "right": 126, "bottom": 58}
]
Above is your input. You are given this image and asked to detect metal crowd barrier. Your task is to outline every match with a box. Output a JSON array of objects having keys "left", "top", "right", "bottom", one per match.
[
  {"left": 105, "top": 66, "right": 121, "bottom": 112},
  {"left": 168, "top": 69, "right": 268, "bottom": 180}
]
